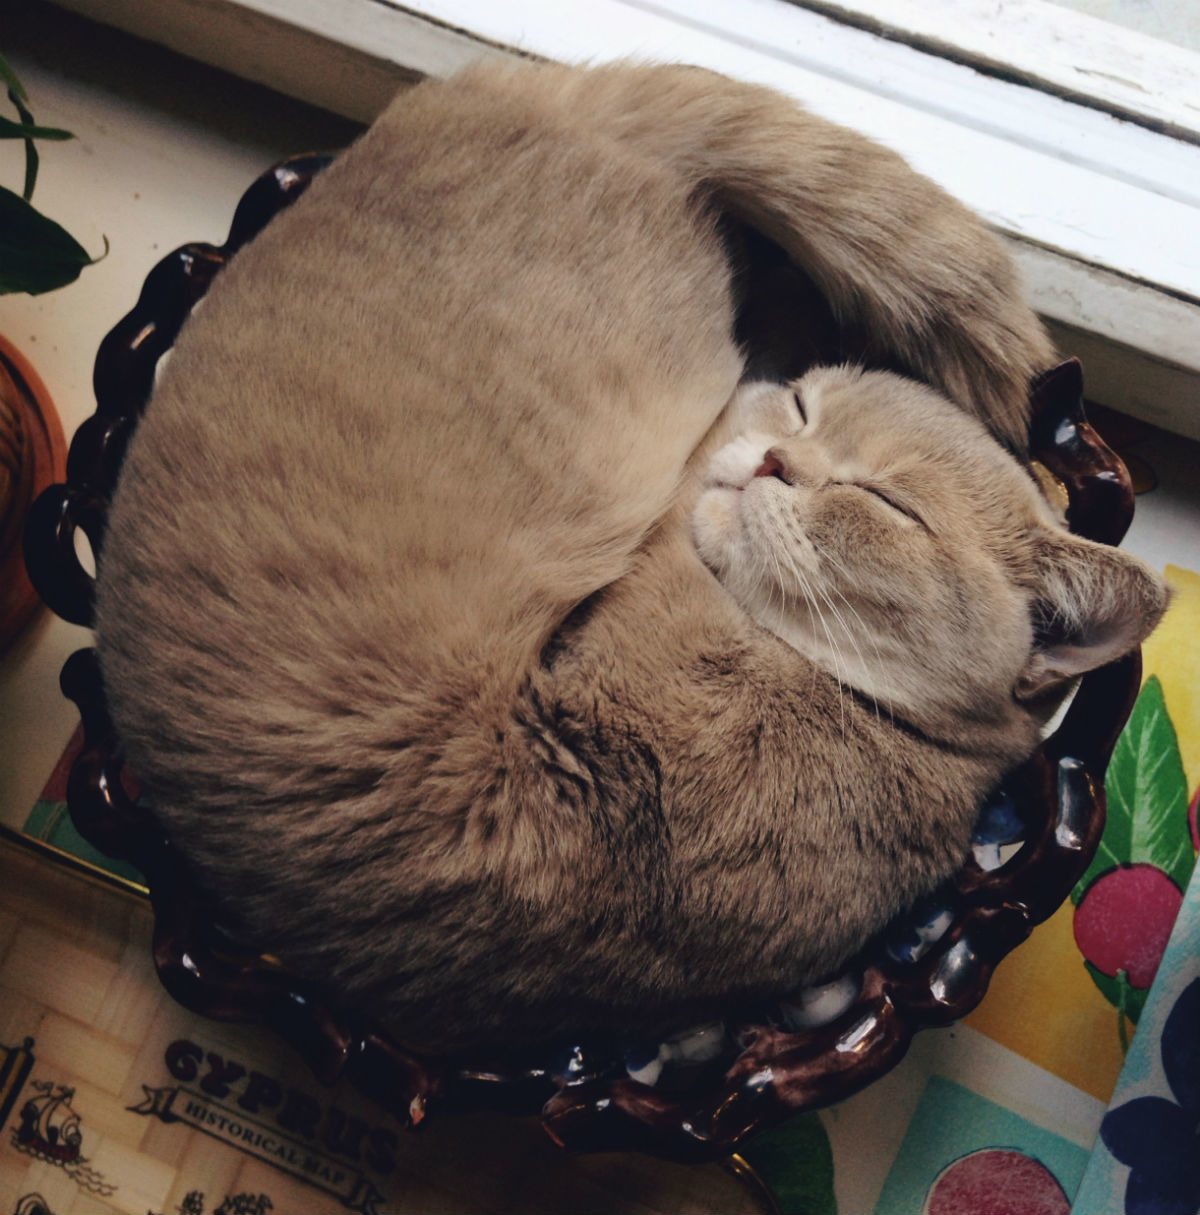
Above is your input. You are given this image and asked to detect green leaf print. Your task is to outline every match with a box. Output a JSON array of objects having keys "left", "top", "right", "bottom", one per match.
[
  {"left": 1072, "top": 676, "right": 1194, "bottom": 905},
  {"left": 738, "top": 1111, "right": 838, "bottom": 1215},
  {"left": 1070, "top": 676, "right": 1194, "bottom": 1029},
  {"left": 1082, "top": 960, "right": 1149, "bottom": 1028}
]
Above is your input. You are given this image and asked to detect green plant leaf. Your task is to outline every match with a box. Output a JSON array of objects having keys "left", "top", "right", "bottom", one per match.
[
  {"left": 0, "top": 50, "right": 28, "bottom": 103},
  {"left": 0, "top": 183, "right": 99, "bottom": 295},
  {"left": 738, "top": 1111, "right": 838, "bottom": 1215},
  {"left": 6, "top": 81, "right": 41, "bottom": 199},
  {"left": 1072, "top": 676, "right": 1194, "bottom": 904},
  {"left": 0, "top": 115, "right": 73, "bottom": 141}
]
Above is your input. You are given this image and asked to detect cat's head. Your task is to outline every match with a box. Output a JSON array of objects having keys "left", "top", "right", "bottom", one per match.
[{"left": 692, "top": 366, "right": 1169, "bottom": 736}]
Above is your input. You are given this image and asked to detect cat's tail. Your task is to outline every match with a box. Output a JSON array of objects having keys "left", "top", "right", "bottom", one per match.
[{"left": 540, "top": 61, "right": 1053, "bottom": 451}]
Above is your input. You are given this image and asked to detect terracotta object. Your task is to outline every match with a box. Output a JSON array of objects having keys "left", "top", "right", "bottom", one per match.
[
  {"left": 1, "top": 333, "right": 67, "bottom": 651},
  {"left": 23, "top": 156, "right": 1140, "bottom": 1162}
]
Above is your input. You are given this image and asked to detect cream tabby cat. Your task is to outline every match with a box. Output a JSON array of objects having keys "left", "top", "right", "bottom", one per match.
[{"left": 94, "top": 60, "right": 1167, "bottom": 1050}]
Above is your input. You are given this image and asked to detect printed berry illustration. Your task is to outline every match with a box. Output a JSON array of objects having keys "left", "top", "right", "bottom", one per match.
[
  {"left": 923, "top": 1149, "right": 1071, "bottom": 1215},
  {"left": 1073, "top": 864, "right": 1183, "bottom": 989},
  {"left": 1071, "top": 677, "right": 1195, "bottom": 1041}
]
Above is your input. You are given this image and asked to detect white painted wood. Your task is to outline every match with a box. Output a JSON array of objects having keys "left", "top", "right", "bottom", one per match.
[
  {"left": 1050, "top": 0, "right": 1200, "bottom": 55},
  {"left": 1041, "top": 318, "right": 1200, "bottom": 444},
  {"left": 791, "top": 0, "right": 1200, "bottom": 139},
  {"left": 612, "top": 0, "right": 1200, "bottom": 281},
  {"left": 650, "top": 0, "right": 1199, "bottom": 206},
  {"left": 40, "top": 0, "right": 1200, "bottom": 435},
  {"left": 1008, "top": 241, "right": 1198, "bottom": 373},
  {"left": 375, "top": 1, "right": 1200, "bottom": 364},
  {"left": 50, "top": 0, "right": 1200, "bottom": 285},
  {"left": 342, "top": 0, "right": 1200, "bottom": 291}
]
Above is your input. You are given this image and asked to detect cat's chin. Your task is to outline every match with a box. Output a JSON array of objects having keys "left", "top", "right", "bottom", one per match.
[
  {"left": 738, "top": 594, "right": 931, "bottom": 722},
  {"left": 744, "top": 601, "right": 848, "bottom": 679}
]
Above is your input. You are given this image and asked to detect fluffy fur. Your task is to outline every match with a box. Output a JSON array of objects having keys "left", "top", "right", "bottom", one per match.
[{"left": 94, "top": 61, "right": 1166, "bottom": 1050}]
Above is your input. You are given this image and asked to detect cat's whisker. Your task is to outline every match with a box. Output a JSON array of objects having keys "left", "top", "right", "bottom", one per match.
[
  {"left": 803, "top": 580, "right": 861, "bottom": 741},
  {"left": 753, "top": 529, "right": 802, "bottom": 632},
  {"left": 771, "top": 554, "right": 835, "bottom": 713},
  {"left": 776, "top": 542, "right": 849, "bottom": 740},
  {"left": 809, "top": 545, "right": 892, "bottom": 727},
  {"left": 762, "top": 541, "right": 793, "bottom": 619},
  {"left": 809, "top": 577, "right": 877, "bottom": 720}
]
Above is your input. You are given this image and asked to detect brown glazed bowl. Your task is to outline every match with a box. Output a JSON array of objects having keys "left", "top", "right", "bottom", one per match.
[{"left": 23, "top": 155, "right": 1139, "bottom": 1162}]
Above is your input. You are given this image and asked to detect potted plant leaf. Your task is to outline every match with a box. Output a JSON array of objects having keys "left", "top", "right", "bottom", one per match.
[{"left": 1, "top": 49, "right": 104, "bottom": 652}]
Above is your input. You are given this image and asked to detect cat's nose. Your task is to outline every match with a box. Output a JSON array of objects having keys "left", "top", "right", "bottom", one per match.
[{"left": 753, "top": 450, "right": 793, "bottom": 484}]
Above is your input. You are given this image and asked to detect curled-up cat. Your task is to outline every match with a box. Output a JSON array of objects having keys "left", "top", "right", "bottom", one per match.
[{"left": 93, "top": 61, "right": 1166, "bottom": 1050}]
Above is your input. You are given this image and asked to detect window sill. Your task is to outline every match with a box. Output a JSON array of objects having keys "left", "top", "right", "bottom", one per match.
[{"left": 46, "top": 0, "right": 1200, "bottom": 438}]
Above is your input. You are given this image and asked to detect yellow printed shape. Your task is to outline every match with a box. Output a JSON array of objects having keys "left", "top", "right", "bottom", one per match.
[
  {"left": 965, "top": 901, "right": 1126, "bottom": 1102},
  {"left": 1141, "top": 564, "right": 1200, "bottom": 794}
]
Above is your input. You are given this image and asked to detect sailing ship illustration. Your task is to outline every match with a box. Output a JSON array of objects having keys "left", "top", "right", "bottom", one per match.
[
  {"left": 15, "top": 1082, "right": 82, "bottom": 1162},
  {"left": 10, "top": 1079, "right": 115, "bottom": 1197}
]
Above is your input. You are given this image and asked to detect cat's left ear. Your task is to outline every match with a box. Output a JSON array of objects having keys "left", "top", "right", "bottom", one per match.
[{"left": 1016, "top": 529, "right": 1171, "bottom": 700}]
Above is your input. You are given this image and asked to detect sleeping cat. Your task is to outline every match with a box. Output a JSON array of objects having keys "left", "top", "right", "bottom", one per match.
[{"left": 93, "top": 60, "right": 1167, "bottom": 1050}]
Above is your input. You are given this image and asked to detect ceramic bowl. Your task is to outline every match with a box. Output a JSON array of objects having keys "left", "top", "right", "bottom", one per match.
[{"left": 24, "top": 156, "right": 1139, "bottom": 1161}]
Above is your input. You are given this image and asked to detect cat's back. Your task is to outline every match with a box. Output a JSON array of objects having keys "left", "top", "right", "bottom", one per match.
[{"left": 95, "top": 63, "right": 743, "bottom": 800}]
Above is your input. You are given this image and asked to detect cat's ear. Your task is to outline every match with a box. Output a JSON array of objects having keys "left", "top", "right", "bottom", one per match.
[{"left": 1016, "top": 530, "right": 1171, "bottom": 700}]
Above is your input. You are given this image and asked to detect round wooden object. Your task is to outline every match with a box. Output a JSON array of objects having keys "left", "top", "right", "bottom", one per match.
[{"left": 1, "top": 332, "right": 67, "bottom": 653}]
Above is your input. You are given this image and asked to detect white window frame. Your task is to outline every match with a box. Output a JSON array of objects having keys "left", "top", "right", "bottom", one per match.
[{"left": 52, "top": 0, "right": 1200, "bottom": 439}]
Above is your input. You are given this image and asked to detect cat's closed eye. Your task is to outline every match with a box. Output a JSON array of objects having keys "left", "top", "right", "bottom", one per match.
[
  {"left": 793, "top": 391, "right": 807, "bottom": 426},
  {"left": 858, "top": 483, "right": 927, "bottom": 529}
]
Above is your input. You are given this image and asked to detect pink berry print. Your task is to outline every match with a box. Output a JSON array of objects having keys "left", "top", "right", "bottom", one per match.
[
  {"left": 924, "top": 1149, "right": 1070, "bottom": 1215},
  {"left": 1073, "top": 863, "right": 1183, "bottom": 989}
]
